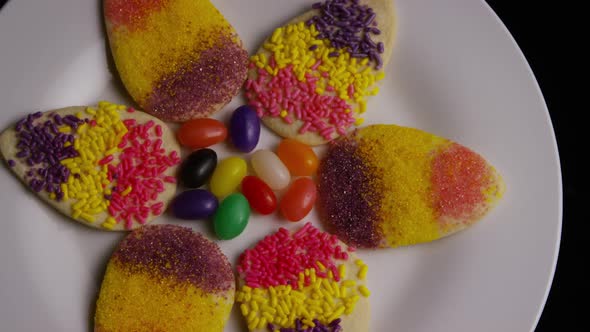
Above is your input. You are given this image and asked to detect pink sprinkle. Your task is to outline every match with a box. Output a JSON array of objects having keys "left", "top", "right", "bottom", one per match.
[
  {"left": 155, "top": 125, "right": 162, "bottom": 137},
  {"left": 164, "top": 176, "right": 176, "bottom": 183},
  {"left": 98, "top": 155, "right": 114, "bottom": 165},
  {"left": 311, "top": 60, "right": 322, "bottom": 70},
  {"left": 89, "top": 120, "right": 97, "bottom": 127},
  {"left": 127, "top": 107, "right": 136, "bottom": 113}
]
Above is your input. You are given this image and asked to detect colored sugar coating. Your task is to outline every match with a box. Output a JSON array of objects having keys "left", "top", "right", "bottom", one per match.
[
  {"left": 0, "top": 102, "right": 181, "bottom": 231},
  {"left": 317, "top": 125, "right": 505, "bottom": 248},
  {"left": 104, "top": 0, "right": 168, "bottom": 31},
  {"left": 95, "top": 225, "right": 234, "bottom": 332},
  {"left": 236, "top": 223, "right": 370, "bottom": 331},
  {"left": 245, "top": 0, "right": 396, "bottom": 145},
  {"left": 113, "top": 225, "right": 233, "bottom": 291},
  {"left": 307, "top": 0, "right": 384, "bottom": 68},
  {"left": 104, "top": 0, "right": 249, "bottom": 121}
]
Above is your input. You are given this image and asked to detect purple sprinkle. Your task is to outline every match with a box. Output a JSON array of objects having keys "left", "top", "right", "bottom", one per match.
[
  {"left": 309, "top": 44, "right": 319, "bottom": 51},
  {"left": 310, "top": 0, "right": 383, "bottom": 68},
  {"left": 7, "top": 160, "right": 16, "bottom": 167},
  {"left": 328, "top": 51, "right": 340, "bottom": 57}
]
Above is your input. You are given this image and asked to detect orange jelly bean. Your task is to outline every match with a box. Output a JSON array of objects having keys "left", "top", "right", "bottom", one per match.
[
  {"left": 280, "top": 177, "right": 317, "bottom": 222},
  {"left": 177, "top": 118, "right": 227, "bottom": 149},
  {"left": 276, "top": 138, "right": 319, "bottom": 176}
]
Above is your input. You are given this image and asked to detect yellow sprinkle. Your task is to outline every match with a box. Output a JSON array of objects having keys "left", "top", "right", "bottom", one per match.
[
  {"left": 354, "top": 259, "right": 364, "bottom": 266},
  {"left": 338, "top": 264, "right": 346, "bottom": 279},
  {"left": 354, "top": 117, "right": 365, "bottom": 126},
  {"left": 358, "top": 265, "right": 368, "bottom": 280},
  {"left": 121, "top": 186, "right": 132, "bottom": 196},
  {"left": 80, "top": 213, "right": 96, "bottom": 223},
  {"left": 358, "top": 285, "right": 371, "bottom": 297},
  {"left": 342, "top": 280, "right": 356, "bottom": 288},
  {"left": 49, "top": 193, "right": 56, "bottom": 200},
  {"left": 240, "top": 303, "right": 249, "bottom": 316},
  {"left": 58, "top": 126, "right": 71, "bottom": 133},
  {"left": 280, "top": 110, "right": 288, "bottom": 118},
  {"left": 101, "top": 221, "right": 114, "bottom": 230}
]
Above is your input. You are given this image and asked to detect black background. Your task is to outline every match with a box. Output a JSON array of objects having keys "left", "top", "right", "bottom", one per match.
[{"left": 0, "top": 0, "right": 578, "bottom": 330}]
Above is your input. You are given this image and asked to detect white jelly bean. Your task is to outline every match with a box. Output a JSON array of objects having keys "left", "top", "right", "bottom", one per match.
[{"left": 251, "top": 149, "right": 290, "bottom": 190}]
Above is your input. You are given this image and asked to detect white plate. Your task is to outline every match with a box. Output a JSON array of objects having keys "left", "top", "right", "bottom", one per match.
[{"left": 0, "top": 0, "right": 561, "bottom": 331}]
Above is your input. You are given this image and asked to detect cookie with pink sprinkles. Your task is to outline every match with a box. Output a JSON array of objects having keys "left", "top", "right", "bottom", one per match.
[
  {"left": 0, "top": 101, "right": 181, "bottom": 231},
  {"left": 245, "top": 0, "right": 397, "bottom": 145},
  {"left": 235, "top": 223, "right": 371, "bottom": 331}
]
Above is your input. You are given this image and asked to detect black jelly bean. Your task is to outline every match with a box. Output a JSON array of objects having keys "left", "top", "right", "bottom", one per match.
[{"left": 179, "top": 148, "right": 217, "bottom": 188}]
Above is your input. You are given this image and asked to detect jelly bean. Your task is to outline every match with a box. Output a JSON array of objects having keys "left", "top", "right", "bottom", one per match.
[
  {"left": 241, "top": 176, "right": 277, "bottom": 215},
  {"left": 280, "top": 177, "right": 317, "bottom": 222},
  {"left": 230, "top": 105, "right": 260, "bottom": 152},
  {"left": 251, "top": 149, "right": 290, "bottom": 190},
  {"left": 210, "top": 156, "right": 247, "bottom": 197},
  {"left": 214, "top": 193, "right": 250, "bottom": 240},
  {"left": 179, "top": 148, "right": 217, "bottom": 188},
  {"left": 171, "top": 189, "right": 218, "bottom": 220},
  {"left": 177, "top": 118, "right": 227, "bottom": 149},
  {"left": 277, "top": 138, "right": 319, "bottom": 176}
]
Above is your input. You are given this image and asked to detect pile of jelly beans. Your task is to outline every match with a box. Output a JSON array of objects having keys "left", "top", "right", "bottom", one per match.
[{"left": 170, "top": 105, "right": 319, "bottom": 240}]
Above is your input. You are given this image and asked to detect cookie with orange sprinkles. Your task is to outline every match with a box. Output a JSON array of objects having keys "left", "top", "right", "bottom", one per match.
[
  {"left": 318, "top": 124, "right": 505, "bottom": 248},
  {"left": 95, "top": 225, "right": 235, "bottom": 332},
  {"left": 236, "top": 223, "right": 371, "bottom": 331},
  {"left": 0, "top": 101, "right": 180, "bottom": 231},
  {"left": 104, "top": 0, "right": 249, "bottom": 122},
  {"left": 245, "top": 0, "right": 396, "bottom": 145}
]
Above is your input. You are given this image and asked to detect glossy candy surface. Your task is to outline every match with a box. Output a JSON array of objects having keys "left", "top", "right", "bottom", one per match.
[
  {"left": 277, "top": 138, "right": 319, "bottom": 176},
  {"left": 280, "top": 177, "right": 317, "bottom": 222},
  {"left": 241, "top": 176, "right": 277, "bottom": 215},
  {"left": 179, "top": 148, "right": 217, "bottom": 188},
  {"left": 177, "top": 118, "right": 227, "bottom": 149},
  {"left": 210, "top": 156, "right": 247, "bottom": 197},
  {"left": 251, "top": 149, "right": 290, "bottom": 190},
  {"left": 214, "top": 193, "right": 250, "bottom": 240},
  {"left": 171, "top": 189, "right": 218, "bottom": 220},
  {"left": 229, "top": 105, "right": 260, "bottom": 152}
]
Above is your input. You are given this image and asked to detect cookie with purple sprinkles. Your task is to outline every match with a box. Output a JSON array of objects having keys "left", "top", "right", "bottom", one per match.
[{"left": 95, "top": 224, "right": 235, "bottom": 332}]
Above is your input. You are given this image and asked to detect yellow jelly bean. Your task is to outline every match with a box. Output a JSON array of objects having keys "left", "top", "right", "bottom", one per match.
[{"left": 209, "top": 156, "right": 247, "bottom": 197}]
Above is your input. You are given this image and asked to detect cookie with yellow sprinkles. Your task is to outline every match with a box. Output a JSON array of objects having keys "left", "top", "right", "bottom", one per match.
[
  {"left": 245, "top": 0, "right": 396, "bottom": 145},
  {"left": 0, "top": 101, "right": 180, "bottom": 231},
  {"left": 104, "top": 0, "right": 249, "bottom": 122},
  {"left": 236, "top": 223, "right": 371, "bottom": 331},
  {"left": 95, "top": 225, "right": 235, "bottom": 332},
  {"left": 318, "top": 124, "right": 505, "bottom": 248}
]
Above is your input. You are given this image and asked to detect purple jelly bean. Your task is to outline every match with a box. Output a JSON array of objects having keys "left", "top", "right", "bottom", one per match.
[
  {"left": 171, "top": 189, "right": 219, "bottom": 220},
  {"left": 230, "top": 105, "right": 260, "bottom": 153}
]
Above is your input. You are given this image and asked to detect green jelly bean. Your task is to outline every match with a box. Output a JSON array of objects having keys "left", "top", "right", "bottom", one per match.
[{"left": 214, "top": 193, "right": 250, "bottom": 240}]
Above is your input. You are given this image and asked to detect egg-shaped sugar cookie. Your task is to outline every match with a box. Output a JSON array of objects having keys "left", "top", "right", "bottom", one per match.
[
  {"left": 318, "top": 124, "right": 505, "bottom": 248},
  {"left": 104, "top": 0, "right": 249, "bottom": 122},
  {"left": 95, "top": 225, "right": 235, "bottom": 332},
  {"left": 0, "top": 102, "right": 180, "bottom": 231},
  {"left": 236, "top": 223, "right": 371, "bottom": 331},
  {"left": 245, "top": 0, "right": 397, "bottom": 145}
]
